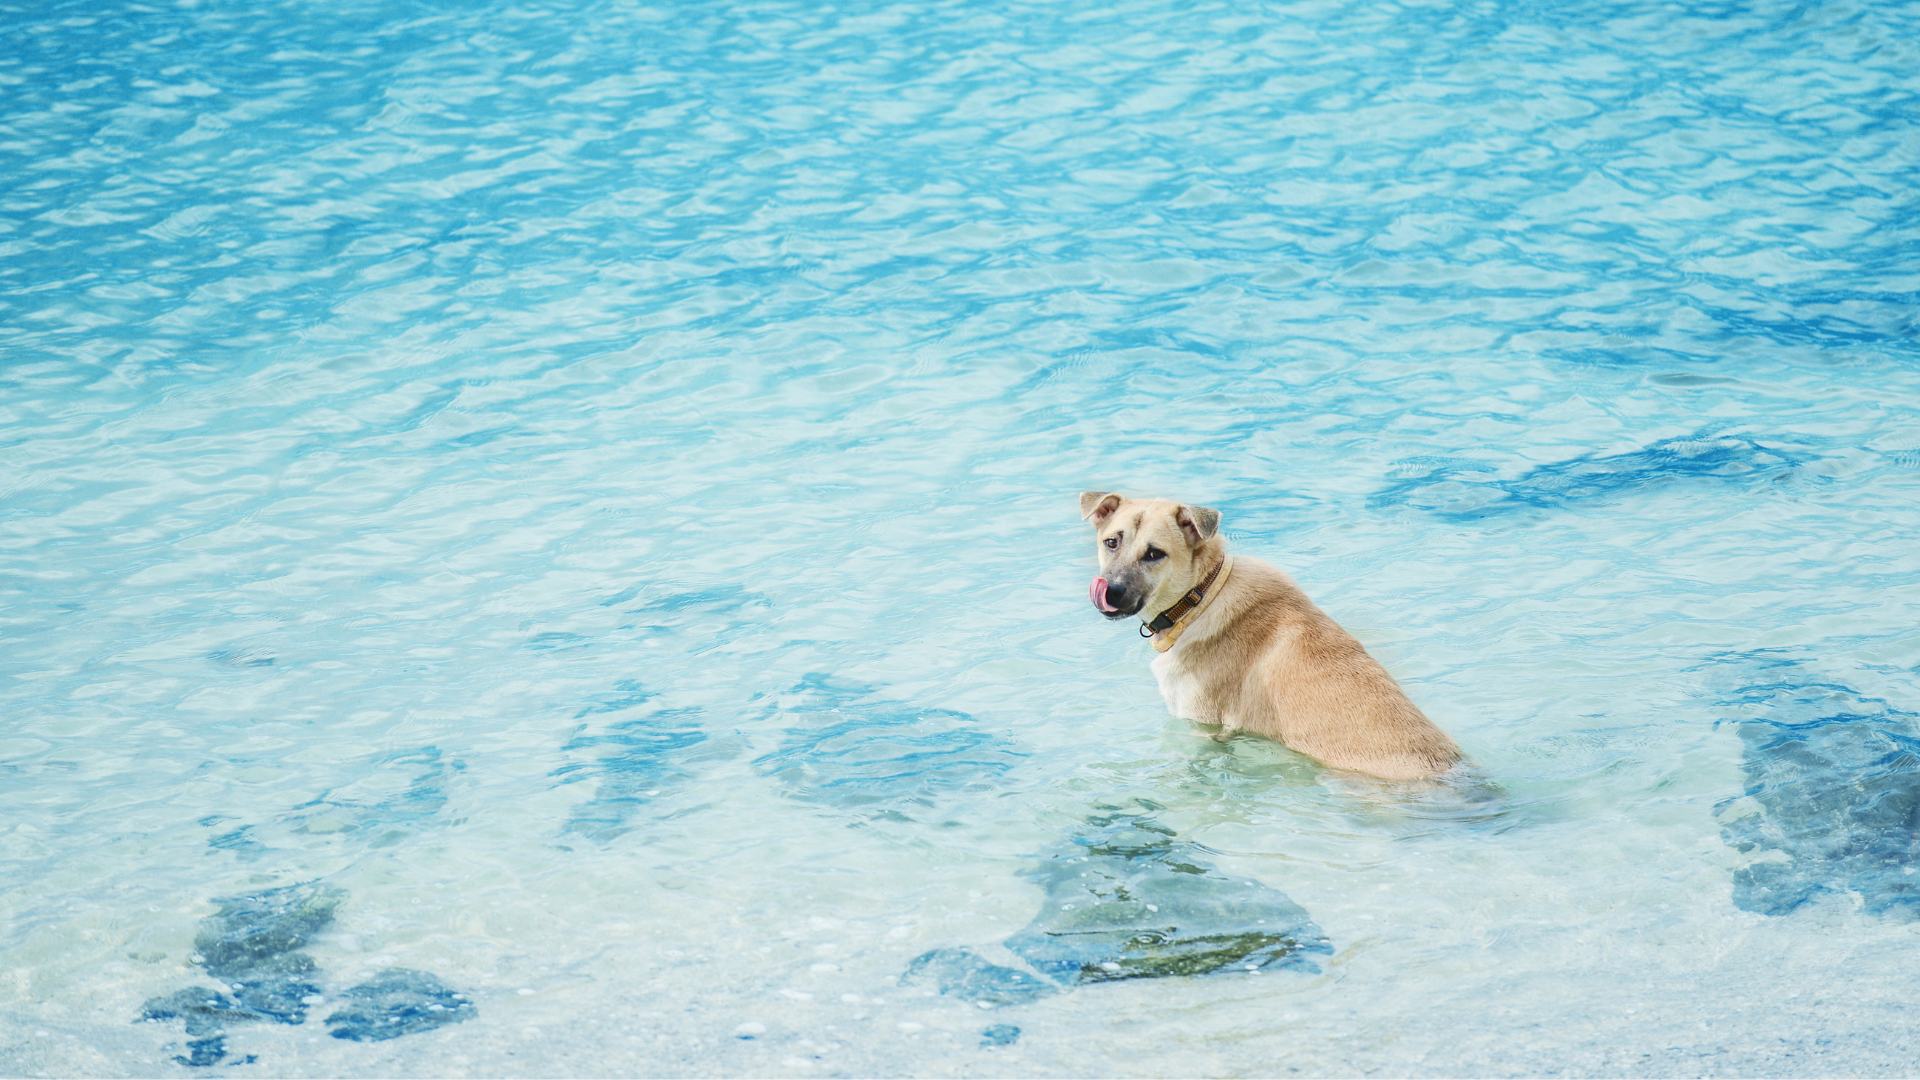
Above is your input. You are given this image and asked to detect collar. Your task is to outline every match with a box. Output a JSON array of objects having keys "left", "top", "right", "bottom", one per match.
[{"left": 1139, "top": 555, "right": 1232, "bottom": 653}]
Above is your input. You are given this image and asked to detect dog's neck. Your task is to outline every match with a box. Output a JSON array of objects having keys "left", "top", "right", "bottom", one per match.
[{"left": 1142, "top": 552, "right": 1232, "bottom": 653}]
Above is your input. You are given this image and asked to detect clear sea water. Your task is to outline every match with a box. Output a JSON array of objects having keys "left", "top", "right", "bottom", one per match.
[{"left": 4, "top": 0, "right": 1919, "bottom": 1074}]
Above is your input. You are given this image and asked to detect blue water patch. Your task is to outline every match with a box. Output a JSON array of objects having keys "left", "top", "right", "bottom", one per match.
[
  {"left": 1712, "top": 655, "right": 1920, "bottom": 919},
  {"left": 553, "top": 681, "right": 711, "bottom": 842},
  {"left": 753, "top": 674, "right": 1025, "bottom": 819},
  {"left": 602, "top": 585, "right": 774, "bottom": 650},
  {"left": 1371, "top": 433, "right": 1808, "bottom": 521},
  {"left": 205, "top": 648, "right": 276, "bottom": 669},
  {"left": 525, "top": 632, "right": 594, "bottom": 654},
  {"left": 905, "top": 803, "right": 1328, "bottom": 1006}
]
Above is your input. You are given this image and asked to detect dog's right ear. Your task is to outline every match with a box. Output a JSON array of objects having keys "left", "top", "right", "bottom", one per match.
[
  {"left": 1079, "top": 491, "right": 1122, "bottom": 524},
  {"left": 1176, "top": 504, "right": 1221, "bottom": 545}
]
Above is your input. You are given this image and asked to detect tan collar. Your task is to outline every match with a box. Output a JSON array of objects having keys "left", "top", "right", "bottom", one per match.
[{"left": 1141, "top": 555, "right": 1232, "bottom": 653}]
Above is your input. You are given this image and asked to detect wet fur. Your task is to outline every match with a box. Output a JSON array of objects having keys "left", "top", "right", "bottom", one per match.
[{"left": 1082, "top": 492, "right": 1461, "bottom": 782}]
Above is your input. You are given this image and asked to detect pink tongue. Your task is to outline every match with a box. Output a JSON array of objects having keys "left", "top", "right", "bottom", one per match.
[{"left": 1090, "top": 576, "right": 1119, "bottom": 613}]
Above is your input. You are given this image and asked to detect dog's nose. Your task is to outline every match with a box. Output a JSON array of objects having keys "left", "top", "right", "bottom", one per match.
[{"left": 1104, "top": 581, "right": 1129, "bottom": 606}]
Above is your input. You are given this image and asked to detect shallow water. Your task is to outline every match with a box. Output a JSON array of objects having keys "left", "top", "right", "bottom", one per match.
[{"left": 4, "top": 0, "right": 1920, "bottom": 1074}]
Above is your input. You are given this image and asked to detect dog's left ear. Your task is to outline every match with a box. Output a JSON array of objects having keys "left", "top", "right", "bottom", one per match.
[{"left": 1176, "top": 504, "right": 1220, "bottom": 546}]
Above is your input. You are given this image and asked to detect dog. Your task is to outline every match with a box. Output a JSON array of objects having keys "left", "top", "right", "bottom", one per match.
[{"left": 1081, "top": 491, "right": 1461, "bottom": 781}]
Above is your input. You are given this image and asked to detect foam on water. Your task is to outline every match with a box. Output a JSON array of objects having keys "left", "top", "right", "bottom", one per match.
[{"left": 3, "top": 0, "right": 1920, "bottom": 1073}]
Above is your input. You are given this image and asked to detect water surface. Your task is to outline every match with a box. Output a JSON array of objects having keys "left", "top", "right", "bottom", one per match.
[{"left": 4, "top": 0, "right": 1920, "bottom": 1074}]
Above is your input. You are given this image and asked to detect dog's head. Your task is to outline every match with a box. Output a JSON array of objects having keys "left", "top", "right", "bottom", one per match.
[{"left": 1078, "top": 491, "right": 1223, "bottom": 621}]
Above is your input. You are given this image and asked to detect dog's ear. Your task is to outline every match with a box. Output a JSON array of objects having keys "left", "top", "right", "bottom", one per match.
[
  {"left": 1176, "top": 504, "right": 1220, "bottom": 545},
  {"left": 1079, "top": 491, "right": 1122, "bottom": 523}
]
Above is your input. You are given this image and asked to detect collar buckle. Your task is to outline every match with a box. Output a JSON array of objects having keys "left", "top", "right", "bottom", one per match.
[{"left": 1140, "top": 556, "right": 1229, "bottom": 651}]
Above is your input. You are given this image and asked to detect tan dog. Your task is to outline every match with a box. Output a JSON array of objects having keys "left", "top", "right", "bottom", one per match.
[{"left": 1081, "top": 491, "right": 1461, "bottom": 781}]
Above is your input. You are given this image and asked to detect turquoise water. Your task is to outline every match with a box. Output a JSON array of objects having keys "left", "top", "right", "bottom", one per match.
[{"left": 4, "top": 0, "right": 1920, "bottom": 1073}]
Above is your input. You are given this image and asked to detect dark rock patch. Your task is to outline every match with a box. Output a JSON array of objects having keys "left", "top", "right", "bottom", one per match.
[
  {"left": 980, "top": 1023, "right": 1021, "bottom": 1047},
  {"left": 222, "top": 951, "right": 325, "bottom": 1025},
  {"left": 325, "top": 968, "right": 476, "bottom": 1042},
  {"left": 1713, "top": 655, "right": 1920, "bottom": 918},
  {"left": 282, "top": 746, "right": 457, "bottom": 843},
  {"left": 904, "top": 803, "right": 1328, "bottom": 1007},
  {"left": 191, "top": 880, "right": 340, "bottom": 1024},
  {"left": 553, "top": 681, "right": 710, "bottom": 842},
  {"left": 138, "top": 882, "right": 475, "bottom": 1066},
  {"left": 203, "top": 748, "right": 461, "bottom": 862},
  {"left": 201, "top": 817, "right": 269, "bottom": 860},
  {"left": 754, "top": 674, "right": 1024, "bottom": 817},
  {"left": 140, "top": 986, "right": 241, "bottom": 1038},
  {"left": 139, "top": 882, "right": 339, "bottom": 1066},
  {"left": 1005, "top": 806, "right": 1330, "bottom": 983},
  {"left": 192, "top": 881, "right": 341, "bottom": 977},
  {"left": 900, "top": 948, "right": 1056, "bottom": 1007},
  {"left": 136, "top": 991, "right": 256, "bottom": 1068}
]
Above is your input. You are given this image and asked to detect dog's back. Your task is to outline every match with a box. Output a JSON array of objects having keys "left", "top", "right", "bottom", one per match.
[{"left": 1155, "top": 556, "right": 1461, "bottom": 781}]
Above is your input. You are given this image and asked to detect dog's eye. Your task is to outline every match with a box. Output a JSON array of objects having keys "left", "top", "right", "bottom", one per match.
[
  {"left": 1142, "top": 546, "right": 1165, "bottom": 562},
  {"left": 1103, "top": 536, "right": 1119, "bottom": 550}
]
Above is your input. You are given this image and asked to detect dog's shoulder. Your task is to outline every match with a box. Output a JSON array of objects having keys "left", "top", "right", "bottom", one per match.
[
  {"left": 1188, "top": 556, "right": 1411, "bottom": 684},
  {"left": 1217, "top": 557, "right": 1319, "bottom": 635},
  {"left": 1177, "top": 557, "right": 1309, "bottom": 668}
]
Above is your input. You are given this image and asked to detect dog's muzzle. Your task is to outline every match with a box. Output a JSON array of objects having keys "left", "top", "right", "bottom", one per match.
[{"left": 1089, "top": 576, "right": 1138, "bottom": 619}]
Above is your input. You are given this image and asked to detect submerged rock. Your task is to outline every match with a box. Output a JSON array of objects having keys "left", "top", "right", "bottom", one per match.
[
  {"left": 1371, "top": 434, "right": 1805, "bottom": 521},
  {"left": 140, "top": 881, "right": 475, "bottom": 1066},
  {"left": 180, "top": 1036, "right": 238, "bottom": 1068},
  {"left": 222, "top": 951, "right": 325, "bottom": 1025},
  {"left": 755, "top": 674, "right": 1025, "bottom": 817},
  {"left": 900, "top": 948, "right": 1056, "bottom": 1007},
  {"left": 201, "top": 749, "right": 461, "bottom": 864},
  {"left": 194, "top": 881, "right": 340, "bottom": 1029},
  {"left": 1714, "top": 657, "right": 1920, "bottom": 918},
  {"left": 138, "top": 987, "right": 256, "bottom": 1068},
  {"left": 140, "top": 987, "right": 244, "bottom": 1037},
  {"left": 980, "top": 1023, "right": 1021, "bottom": 1047},
  {"left": 325, "top": 968, "right": 475, "bottom": 1042},
  {"left": 1005, "top": 807, "right": 1329, "bottom": 983},
  {"left": 194, "top": 881, "right": 342, "bottom": 979},
  {"left": 140, "top": 882, "right": 342, "bottom": 1065},
  {"left": 554, "top": 683, "right": 710, "bottom": 842},
  {"left": 904, "top": 804, "right": 1329, "bottom": 1006},
  {"left": 283, "top": 746, "right": 457, "bottom": 844}
]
